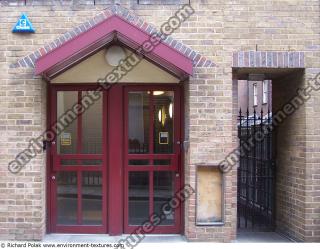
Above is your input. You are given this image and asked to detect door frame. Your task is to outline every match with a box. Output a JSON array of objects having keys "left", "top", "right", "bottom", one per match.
[
  {"left": 46, "top": 83, "right": 185, "bottom": 235},
  {"left": 123, "top": 85, "right": 183, "bottom": 234},
  {"left": 47, "top": 84, "right": 108, "bottom": 234}
]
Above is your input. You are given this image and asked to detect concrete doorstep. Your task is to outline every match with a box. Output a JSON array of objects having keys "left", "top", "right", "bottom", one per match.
[
  {"left": 43, "top": 234, "right": 188, "bottom": 243},
  {"left": 43, "top": 232, "right": 292, "bottom": 243}
]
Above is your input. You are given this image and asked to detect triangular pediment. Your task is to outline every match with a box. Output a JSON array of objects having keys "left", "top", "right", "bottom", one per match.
[{"left": 10, "top": 5, "right": 215, "bottom": 80}]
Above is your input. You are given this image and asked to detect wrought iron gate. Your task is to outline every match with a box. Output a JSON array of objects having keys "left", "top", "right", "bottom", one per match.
[{"left": 237, "top": 109, "right": 276, "bottom": 231}]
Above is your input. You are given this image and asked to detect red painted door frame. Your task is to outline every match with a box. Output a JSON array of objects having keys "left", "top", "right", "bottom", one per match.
[
  {"left": 46, "top": 83, "right": 184, "bottom": 235},
  {"left": 108, "top": 85, "right": 124, "bottom": 235},
  {"left": 48, "top": 84, "right": 107, "bottom": 234}
]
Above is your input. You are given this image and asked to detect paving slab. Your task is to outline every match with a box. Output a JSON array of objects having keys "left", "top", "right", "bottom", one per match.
[{"left": 235, "top": 232, "right": 293, "bottom": 243}]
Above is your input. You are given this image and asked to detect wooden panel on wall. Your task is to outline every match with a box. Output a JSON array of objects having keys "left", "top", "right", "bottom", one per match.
[{"left": 196, "top": 166, "right": 223, "bottom": 224}]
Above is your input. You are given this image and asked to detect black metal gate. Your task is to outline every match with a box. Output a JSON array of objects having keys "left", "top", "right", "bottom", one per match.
[{"left": 237, "top": 109, "right": 276, "bottom": 231}]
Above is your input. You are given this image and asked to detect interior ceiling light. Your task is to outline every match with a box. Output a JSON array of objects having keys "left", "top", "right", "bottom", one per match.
[
  {"left": 153, "top": 91, "right": 164, "bottom": 96},
  {"left": 158, "top": 106, "right": 166, "bottom": 126},
  {"left": 169, "top": 103, "right": 173, "bottom": 118},
  {"left": 158, "top": 109, "right": 162, "bottom": 123},
  {"left": 105, "top": 45, "right": 126, "bottom": 66}
]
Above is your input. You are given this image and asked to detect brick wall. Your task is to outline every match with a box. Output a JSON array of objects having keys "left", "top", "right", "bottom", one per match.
[
  {"left": 0, "top": 0, "right": 319, "bottom": 242},
  {"left": 305, "top": 68, "right": 320, "bottom": 242},
  {"left": 0, "top": 68, "right": 46, "bottom": 240},
  {"left": 273, "top": 71, "right": 307, "bottom": 241},
  {"left": 271, "top": 68, "right": 320, "bottom": 242}
]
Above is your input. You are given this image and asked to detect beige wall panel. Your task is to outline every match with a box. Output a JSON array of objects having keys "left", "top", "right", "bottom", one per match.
[{"left": 51, "top": 48, "right": 179, "bottom": 84}]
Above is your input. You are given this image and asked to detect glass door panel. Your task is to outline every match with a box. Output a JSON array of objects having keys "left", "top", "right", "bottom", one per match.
[
  {"left": 128, "top": 92, "right": 150, "bottom": 154},
  {"left": 57, "top": 91, "right": 78, "bottom": 155},
  {"left": 81, "top": 91, "right": 103, "bottom": 154},
  {"left": 57, "top": 172, "right": 78, "bottom": 225},
  {"left": 82, "top": 171, "right": 103, "bottom": 225},
  {"left": 153, "top": 91, "right": 174, "bottom": 154},
  {"left": 153, "top": 171, "right": 174, "bottom": 225},
  {"left": 128, "top": 172, "right": 149, "bottom": 225},
  {"left": 56, "top": 90, "right": 103, "bottom": 157}
]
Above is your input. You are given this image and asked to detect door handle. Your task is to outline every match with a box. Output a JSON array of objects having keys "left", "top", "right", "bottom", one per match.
[
  {"left": 42, "top": 140, "right": 56, "bottom": 151},
  {"left": 176, "top": 141, "right": 183, "bottom": 151},
  {"left": 51, "top": 175, "right": 56, "bottom": 180},
  {"left": 175, "top": 172, "right": 180, "bottom": 177}
]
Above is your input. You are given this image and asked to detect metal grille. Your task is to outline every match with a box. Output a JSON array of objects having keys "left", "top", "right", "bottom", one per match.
[{"left": 237, "top": 109, "right": 276, "bottom": 231}]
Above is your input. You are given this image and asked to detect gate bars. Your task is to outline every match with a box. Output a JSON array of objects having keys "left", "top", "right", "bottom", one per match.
[{"left": 237, "top": 108, "right": 276, "bottom": 231}]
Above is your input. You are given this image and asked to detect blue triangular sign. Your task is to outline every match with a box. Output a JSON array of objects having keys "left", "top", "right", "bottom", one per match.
[{"left": 12, "top": 13, "right": 35, "bottom": 33}]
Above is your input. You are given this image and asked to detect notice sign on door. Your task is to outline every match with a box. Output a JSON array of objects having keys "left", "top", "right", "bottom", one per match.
[
  {"left": 60, "top": 132, "right": 72, "bottom": 146},
  {"left": 159, "top": 132, "right": 169, "bottom": 144}
]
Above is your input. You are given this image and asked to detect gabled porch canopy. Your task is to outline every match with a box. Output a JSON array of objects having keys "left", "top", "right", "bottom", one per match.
[{"left": 35, "top": 15, "right": 193, "bottom": 80}]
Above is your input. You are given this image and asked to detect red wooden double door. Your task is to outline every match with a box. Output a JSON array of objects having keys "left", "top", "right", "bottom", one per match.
[{"left": 48, "top": 84, "right": 183, "bottom": 234}]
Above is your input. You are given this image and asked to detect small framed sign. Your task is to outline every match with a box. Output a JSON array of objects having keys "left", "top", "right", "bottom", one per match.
[
  {"left": 159, "top": 132, "right": 169, "bottom": 144},
  {"left": 60, "top": 132, "right": 72, "bottom": 146}
]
